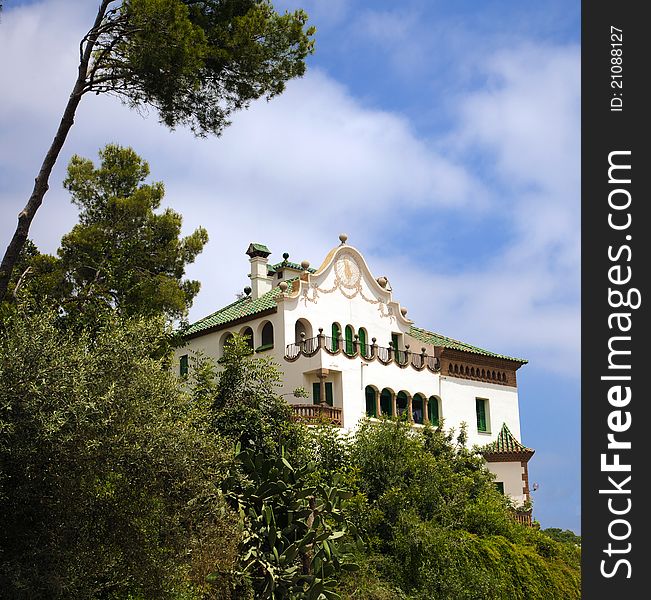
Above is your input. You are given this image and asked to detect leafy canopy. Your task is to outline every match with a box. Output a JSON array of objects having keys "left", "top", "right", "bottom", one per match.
[
  {"left": 91, "top": 0, "right": 316, "bottom": 135},
  {"left": 302, "top": 419, "right": 582, "bottom": 600},
  {"left": 0, "top": 0, "right": 314, "bottom": 302},
  {"left": 0, "top": 308, "right": 238, "bottom": 599},
  {"left": 205, "top": 334, "right": 303, "bottom": 455},
  {"left": 16, "top": 144, "right": 208, "bottom": 321}
]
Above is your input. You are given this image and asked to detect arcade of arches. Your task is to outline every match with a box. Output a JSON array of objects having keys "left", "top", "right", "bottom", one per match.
[{"left": 365, "top": 386, "right": 440, "bottom": 425}]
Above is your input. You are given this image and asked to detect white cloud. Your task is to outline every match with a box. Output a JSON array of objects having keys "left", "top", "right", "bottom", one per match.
[
  {"left": 0, "top": 1, "right": 579, "bottom": 377},
  {"left": 391, "top": 44, "right": 580, "bottom": 373}
]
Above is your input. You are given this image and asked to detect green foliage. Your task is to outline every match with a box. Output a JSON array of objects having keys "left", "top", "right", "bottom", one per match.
[
  {"left": 60, "top": 144, "right": 207, "bottom": 320},
  {"left": 542, "top": 527, "right": 582, "bottom": 546},
  {"left": 209, "top": 334, "right": 303, "bottom": 456},
  {"left": 0, "top": 0, "right": 315, "bottom": 303},
  {"left": 5, "top": 239, "right": 69, "bottom": 303},
  {"left": 12, "top": 144, "right": 208, "bottom": 323},
  {"left": 315, "top": 418, "right": 582, "bottom": 599},
  {"left": 221, "top": 446, "right": 357, "bottom": 600},
  {"left": 349, "top": 419, "right": 509, "bottom": 534},
  {"left": 0, "top": 307, "right": 238, "bottom": 599},
  {"left": 92, "top": 0, "right": 316, "bottom": 135},
  {"left": 385, "top": 514, "right": 580, "bottom": 600}
]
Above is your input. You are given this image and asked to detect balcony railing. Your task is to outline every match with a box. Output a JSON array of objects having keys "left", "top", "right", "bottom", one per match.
[
  {"left": 285, "top": 330, "right": 441, "bottom": 374},
  {"left": 511, "top": 509, "right": 533, "bottom": 527},
  {"left": 290, "top": 403, "right": 343, "bottom": 426}
]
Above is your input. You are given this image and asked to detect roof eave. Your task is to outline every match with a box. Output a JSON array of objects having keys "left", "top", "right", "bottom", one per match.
[{"left": 182, "top": 306, "right": 278, "bottom": 341}]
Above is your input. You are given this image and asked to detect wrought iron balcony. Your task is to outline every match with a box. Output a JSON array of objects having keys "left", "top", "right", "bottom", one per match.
[{"left": 285, "top": 330, "right": 440, "bottom": 373}]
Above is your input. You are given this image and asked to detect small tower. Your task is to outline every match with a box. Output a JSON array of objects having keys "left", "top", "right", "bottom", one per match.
[{"left": 246, "top": 242, "right": 272, "bottom": 299}]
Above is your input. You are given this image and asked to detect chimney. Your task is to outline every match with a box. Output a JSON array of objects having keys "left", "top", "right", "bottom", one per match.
[{"left": 245, "top": 242, "right": 272, "bottom": 299}]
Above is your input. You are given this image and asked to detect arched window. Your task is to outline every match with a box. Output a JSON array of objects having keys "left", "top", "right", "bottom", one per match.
[
  {"left": 428, "top": 396, "right": 440, "bottom": 426},
  {"left": 295, "top": 318, "right": 313, "bottom": 343},
  {"left": 221, "top": 332, "right": 234, "bottom": 355},
  {"left": 396, "top": 391, "right": 409, "bottom": 418},
  {"left": 331, "top": 322, "right": 341, "bottom": 352},
  {"left": 412, "top": 393, "right": 425, "bottom": 424},
  {"left": 358, "top": 327, "right": 368, "bottom": 358},
  {"left": 380, "top": 388, "right": 393, "bottom": 417},
  {"left": 365, "top": 386, "right": 377, "bottom": 418},
  {"left": 241, "top": 326, "right": 254, "bottom": 352},
  {"left": 260, "top": 322, "right": 274, "bottom": 350},
  {"left": 345, "top": 325, "right": 354, "bottom": 355}
]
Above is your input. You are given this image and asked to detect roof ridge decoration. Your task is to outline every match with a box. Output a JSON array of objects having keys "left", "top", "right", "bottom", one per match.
[
  {"left": 246, "top": 242, "right": 271, "bottom": 258},
  {"left": 269, "top": 260, "right": 317, "bottom": 273},
  {"left": 480, "top": 422, "right": 534, "bottom": 461},
  {"left": 408, "top": 326, "right": 527, "bottom": 364},
  {"left": 298, "top": 244, "right": 411, "bottom": 325}
]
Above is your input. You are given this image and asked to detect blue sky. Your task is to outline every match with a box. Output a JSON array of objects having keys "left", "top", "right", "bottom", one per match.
[{"left": 0, "top": 0, "right": 580, "bottom": 531}]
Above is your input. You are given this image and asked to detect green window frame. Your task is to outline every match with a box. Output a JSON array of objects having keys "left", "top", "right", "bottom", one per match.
[
  {"left": 179, "top": 354, "right": 189, "bottom": 377},
  {"left": 365, "top": 386, "right": 377, "bottom": 417},
  {"left": 428, "top": 396, "right": 439, "bottom": 426},
  {"left": 476, "top": 398, "right": 488, "bottom": 432},
  {"left": 345, "top": 325, "right": 354, "bottom": 355},
  {"left": 313, "top": 382, "right": 334, "bottom": 406},
  {"left": 412, "top": 394, "right": 424, "bottom": 424},
  {"left": 396, "top": 391, "right": 408, "bottom": 418},
  {"left": 391, "top": 333, "right": 405, "bottom": 363},
  {"left": 358, "top": 328, "right": 368, "bottom": 357},
  {"left": 331, "top": 323, "right": 340, "bottom": 351},
  {"left": 391, "top": 333, "right": 400, "bottom": 351},
  {"left": 380, "top": 389, "right": 392, "bottom": 416}
]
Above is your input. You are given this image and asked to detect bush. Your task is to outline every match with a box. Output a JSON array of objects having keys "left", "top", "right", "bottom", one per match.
[
  {"left": 0, "top": 308, "right": 238, "bottom": 599},
  {"left": 327, "top": 418, "right": 581, "bottom": 599}
]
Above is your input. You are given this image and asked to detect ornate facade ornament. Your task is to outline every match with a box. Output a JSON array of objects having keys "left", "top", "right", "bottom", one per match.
[{"left": 301, "top": 252, "right": 394, "bottom": 320}]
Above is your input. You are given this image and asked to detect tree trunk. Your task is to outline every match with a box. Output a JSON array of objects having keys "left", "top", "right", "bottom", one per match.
[{"left": 0, "top": 1, "right": 111, "bottom": 302}]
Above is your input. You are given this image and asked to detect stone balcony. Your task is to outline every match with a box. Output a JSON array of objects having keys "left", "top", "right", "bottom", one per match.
[{"left": 290, "top": 403, "right": 343, "bottom": 426}]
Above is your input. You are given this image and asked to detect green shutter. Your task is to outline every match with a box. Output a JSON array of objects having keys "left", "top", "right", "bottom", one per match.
[
  {"left": 380, "top": 390, "right": 392, "bottom": 416},
  {"left": 345, "top": 326, "right": 354, "bottom": 355},
  {"left": 495, "top": 482, "right": 505, "bottom": 495},
  {"left": 325, "top": 382, "right": 333, "bottom": 407},
  {"left": 314, "top": 382, "right": 332, "bottom": 405},
  {"left": 428, "top": 396, "right": 439, "bottom": 426},
  {"left": 365, "top": 386, "right": 376, "bottom": 417},
  {"left": 412, "top": 395, "right": 423, "bottom": 424},
  {"left": 180, "top": 354, "right": 188, "bottom": 377},
  {"left": 392, "top": 333, "right": 403, "bottom": 362},
  {"left": 476, "top": 398, "right": 487, "bottom": 432},
  {"left": 331, "top": 323, "right": 340, "bottom": 351},
  {"left": 396, "top": 392, "right": 408, "bottom": 417},
  {"left": 358, "top": 328, "right": 367, "bottom": 357}
]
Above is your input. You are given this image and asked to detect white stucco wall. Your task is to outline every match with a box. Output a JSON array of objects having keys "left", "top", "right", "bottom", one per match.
[
  {"left": 487, "top": 461, "right": 528, "bottom": 506},
  {"left": 174, "top": 243, "right": 529, "bottom": 506}
]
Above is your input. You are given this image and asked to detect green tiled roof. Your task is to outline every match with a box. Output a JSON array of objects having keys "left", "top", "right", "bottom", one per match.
[
  {"left": 249, "top": 243, "right": 271, "bottom": 253},
  {"left": 183, "top": 284, "right": 290, "bottom": 337},
  {"left": 268, "top": 261, "right": 317, "bottom": 274},
  {"left": 408, "top": 326, "right": 527, "bottom": 364},
  {"left": 481, "top": 423, "right": 534, "bottom": 455}
]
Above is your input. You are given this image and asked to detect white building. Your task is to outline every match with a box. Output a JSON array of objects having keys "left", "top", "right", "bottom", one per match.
[{"left": 178, "top": 236, "right": 534, "bottom": 515}]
